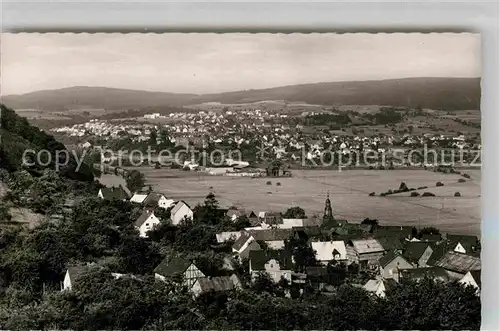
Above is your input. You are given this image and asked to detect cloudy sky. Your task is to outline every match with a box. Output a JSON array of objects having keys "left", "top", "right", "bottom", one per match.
[{"left": 1, "top": 33, "right": 481, "bottom": 96}]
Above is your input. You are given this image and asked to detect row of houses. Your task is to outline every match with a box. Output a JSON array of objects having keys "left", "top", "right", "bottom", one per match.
[
  {"left": 216, "top": 224, "right": 481, "bottom": 296},
  {"left": 97, "top": 187, "right": 193, "bottom": 237}
]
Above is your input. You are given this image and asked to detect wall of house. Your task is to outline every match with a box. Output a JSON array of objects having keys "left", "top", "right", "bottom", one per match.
[
  {"left": 172, "top": 204, "right": 193, "bottom": 225},
  {"left": 62, "top": 271, "right": 72, "bottom": 291},
  {"left": 264, "top": 259, "right": 292, "bottom": 283},
  {"left": 381, "top": 256, "right": 414, "bottom": 281},
  {"left": 458, "top": 273, "right": 479, "bottom": 295},
  {"left": 454, "top": 243, "right": 466, "bottom": 254},
  {"left": 184, "top": 264, "right": 205, "bottom": 287},
  {"left": 139, "top": 214, "right": 160, "bottom": 238},
  {"left": 358, "top": 251, "right": 385, "bottom": 266},
  {"left": 154, "top": 273, "right": 166, "bottom": 282},
  {"left": 265, "top": 240, "right": 285, "bottom": 250},
  {"left": 158, "top": 197, "right": 175, "bottom": 209},
  {"left": 346, "top": 246, "right": 358, "bottom": 264},
  {"left": 417, "top": 246, "right": 434, "bottom": 267}
]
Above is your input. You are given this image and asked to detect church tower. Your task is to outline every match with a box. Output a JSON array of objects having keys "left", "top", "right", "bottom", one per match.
[{"left": 324, "top": 191, "right": 333, "bottom": 220}]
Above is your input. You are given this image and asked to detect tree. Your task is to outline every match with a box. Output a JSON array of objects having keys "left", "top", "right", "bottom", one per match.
[
  {"left": 283, "top": 206, "right": 306, "bottom": 219},
  {"left": 125, "top": 170, "right": 145, "bottom": 193},
  {"left": 285, "top": 236, "right": 318, "bottom": 272}
]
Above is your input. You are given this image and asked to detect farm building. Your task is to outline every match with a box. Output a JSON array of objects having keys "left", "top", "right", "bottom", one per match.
[
  {"left": 434, "top": 251, "right": 481, "bottom": 280},
  {"left": 191, "top": 275, "right": 242, "bottom": 298},
  {"left": 346, "top": 239, "right": 385, "bottom": 267},
  {"left": 154, "top": 256, "right": 204, "bottom": 288}
]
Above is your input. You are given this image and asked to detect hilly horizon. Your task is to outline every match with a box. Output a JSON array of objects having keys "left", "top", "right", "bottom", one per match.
[{"left": 1, "top": 77, "right": 481, "bottom": 112}]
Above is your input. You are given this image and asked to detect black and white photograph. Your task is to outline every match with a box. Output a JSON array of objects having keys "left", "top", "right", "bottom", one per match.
[{"left": 0, "top": 32, "right": 482, "bottom": 329}]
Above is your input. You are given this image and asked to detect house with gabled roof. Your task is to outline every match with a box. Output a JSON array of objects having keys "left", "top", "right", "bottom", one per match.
[
  {"left": 135, "top": 210, "right": 160, "bottom": 238},
  {"left": 434, "top": 251, "right": 481, "bottom": 280},
  {"left": 143, "top": 192, "right": 175, "bottom": 210},
  {"left": 97, "top": 186, "right": 129, "bottom": 201},
  {"left": 363, "top": 277, "right": 399, "bottom": 298},
  {"left": 346, "top": 239, "right": 385, "bottom": 267},
  {"left": 171, "top": 201, "right": 193, "bottom": 225},
  {"left": 154, "top": 256, "right": 205, "bottom": 287},
  {"left": 311, "top": 241, "right": 347, "bottom": 265},
  {"left": 232, "top": 232, "right": 262, "bottom": 259},
  {"left": 446, "top": 234, "right": 480, "bottom": 256},
  {"left": 249, "top": 249, "right": 293, "bottom": 283},
  {"left": 191, "top": 274, "right": 241, "bottom": 298},
  {"left": 378, "top": 250, "right": 413, "bottom": 282},
  {"left": 402, "top": 242, "right": 434, "bottom": 268},
  {"left": 459, "top": 270, "right": 481, "bottom": 295}
]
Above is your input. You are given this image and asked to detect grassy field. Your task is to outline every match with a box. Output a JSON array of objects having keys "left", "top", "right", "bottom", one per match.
[{"left": 136, "top": 167, "right": 480, "bottom": 236}]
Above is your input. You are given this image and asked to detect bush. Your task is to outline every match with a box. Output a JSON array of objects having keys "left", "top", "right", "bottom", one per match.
[
  {"left": 417, "top": 186, "right": 428, "bottom": 190},
  {"left": 436, "top": 182, "right": 444, "bottom": 187},
  {"left": 410, "top": 192, "right": 420, "bottom": 197},
  {"left": 276, "top": 182, "right": 281, "bottom": 186},
  {"left": 454, "top": 192, "right": 461, "bottom": 197},
  {"left": 462, "top": 173, "right": 471, "bottom": 179},
  {"left": 458, "top": 178, "right": 466, "bottom": 183},
  {"left": 369, "top": 192, "right": 375, "bottom": 196},
  {"left": 266, "top": 181, "right": 272, "bottom": 185},
  {"left": 380, "top": 193, "right": 386, "bottom": 197},
  {"left": 399, "top": 182, "right": 409, "bottom": 191},
  {"left": 422, "top": 192, "right": 436, "bottom": 197}
]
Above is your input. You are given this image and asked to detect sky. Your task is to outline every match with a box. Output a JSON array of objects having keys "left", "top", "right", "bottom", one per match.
[{"left": 1, "top": 33, "right": 481, "bottom": 96}]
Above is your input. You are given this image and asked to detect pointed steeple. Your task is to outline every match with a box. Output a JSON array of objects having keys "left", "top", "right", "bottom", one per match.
[{"left": 324, "top": 191, "right": 333, "bottom": 220}]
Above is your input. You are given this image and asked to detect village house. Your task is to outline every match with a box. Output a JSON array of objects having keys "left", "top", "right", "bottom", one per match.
[
  {"left": 97, "top": 186, "right": 129, "bottom": 201},
  {"left": 142, "top": 192, "right": 175, "bottom": 210},
  {"left": 402, "top": 242, "right": 434, "bottom": 268},
  {"left": 459, "top": 270, "right": 481, "bottom": 295},
  {"left": 154, "top": 256, "right": 205, "bottom": 288},
  {"left": 434, "top": 251, "right": 481, "bottom": 280},
  {"left": 249, "top": 250, "right": 293, "bottom": 283},
  {"left": 362, "top": 277, "right": 399, "bottom": 298},
  {"left": 446, "top": 234, "right": 480, "bottom": 256},
  {"left": 170, "top": 201, "right": 194, "bottom": 225},
  {"left": 378, "top": 250, "right": 414, "bottom": 282},
  {"left": 247, "top": 228, "right": 294, "bottom": 250},
  {"left": 346, "top": 239, "right": 385, "bottom": 268},
  {"left": 232, "top": 232, "right": 262, "bottom": 259},
  {"left": 135, "top": 210, "right": 161, "bottom": 238},
  {"left": 311, "top": 241, "right": 347, "bottom": 265},
  {"left": 191, "top": 274, "right": 242, "bottom": 298}
]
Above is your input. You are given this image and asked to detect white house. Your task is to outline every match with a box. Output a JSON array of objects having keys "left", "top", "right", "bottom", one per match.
[
  {"left": 249, "top": 250, "right": 293, "bottom": 283},
  {"left": 311, "top": 241, "right": 348, "bottom": 265},
  {"left": 143, "top": 192, "right": 175, "bottom": 210},
  {"left": 154, "top": 256, "right": 205, "bottom": 288},
  {"left": 135, "top": 210, "right": 161, "bottom": 238},
  {"left": 363, "top": 277, "right": 398, "bottom": 298},
  {"left": 171, "top": 201, "right": 193, "bottom": 225}
]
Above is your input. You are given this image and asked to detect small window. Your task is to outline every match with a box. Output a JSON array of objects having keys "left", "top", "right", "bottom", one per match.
[
  {"left": 270, "top": 264, "right": 274, "bottom": 268},
  {"left": 145, "top": 223, "right": 149, "bottom": 227}
]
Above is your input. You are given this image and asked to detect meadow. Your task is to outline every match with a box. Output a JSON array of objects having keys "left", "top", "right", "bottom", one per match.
[{"left": 138, "top": 167, "right": 481, "bottom": 236}]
